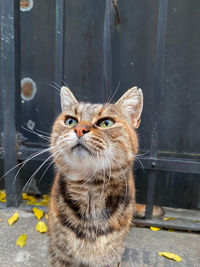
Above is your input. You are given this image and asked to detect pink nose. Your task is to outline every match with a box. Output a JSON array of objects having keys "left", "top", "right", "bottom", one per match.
[{"left": 74, "top": 125, "right": 89, "bottom": 138}]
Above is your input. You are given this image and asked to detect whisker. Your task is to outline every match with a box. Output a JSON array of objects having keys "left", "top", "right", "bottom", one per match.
[
  {"left": 136, "top": 150, "right": 149, "bottom": 157},
  {"left": 105, "top": 88, "right": 113, "bottom": 104},
  {"left": 39, "top": 149, "right": 63, "bottom": 183},
  {"left": 48, "top": 83, "right": 61, "bottom": 93},
  {"left": 134, "top": 156, "right": 145, "bottom": 173},
  {"left": 12, "top": 147, "right": 55, "bottom": 190},
  {"left": 0, "top": 146, "right": 54, "bottom": 183},
  {"left": 34, "top": 127, "right": 51, "bottom": 137},
  {"left": 51, "top": 80, "right": 62, "bottom": 88},
  {"left": 103, "top": 151, "right": 112, "bottom": 190},
  {"left": 107, "top": 81, "right": 120, "bottom": 103},
  {"left": 50, "top": 81, "right": 62, "bottom": 92},
  {"left": 100, "top": 156, "right": 106, "bottom": 200},
  {"left": 27, "top": 149, "right": 62, "bottom": 189},
  {"left": 0, "top": 161, "right": 24, "bottom": 182},
  {"left": 62, "top": 80, "right": 68, "bottom": 87},
  {"left": 81, "top": 155, "right": 99, "bottom": 185},
  {"left": 19, "top": 150, "right": 60, "bottom": 198},
  {"left": 112, "top": 156, "right": 128, "bottom": 205},
  {"left": 21, "top": 125, "right": 51, "bottom": 141}
]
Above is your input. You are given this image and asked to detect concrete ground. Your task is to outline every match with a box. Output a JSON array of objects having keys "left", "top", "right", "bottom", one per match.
[{"left": 0, "top": 208, "right": 199, "bottom": 267}]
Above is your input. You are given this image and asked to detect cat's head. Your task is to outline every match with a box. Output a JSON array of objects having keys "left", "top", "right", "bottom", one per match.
[{"left": 51, "top": 86, "right": 143, "bottom": 177}]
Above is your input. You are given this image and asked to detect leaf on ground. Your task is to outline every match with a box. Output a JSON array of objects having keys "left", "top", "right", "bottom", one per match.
[
  {"left": 25, "top": 201, "right": 41, "bottom": 206},
  {"left": 150, "top": 226, "right": 162, "bottom": 231},
  {"left": 158, "top": 252, "right": 182, "bottom": 262},
  {"left": 0, "top": 190, "right": 6, "bottom": 202},
  {"left": 37, "top": 200, "right": 49, "bottom": 206},
  {"left": 163, "top": 217, "right": 177, "bottom": 221},
  {"left": 45, "top": 213, "right": 48, "bottom": 220},
  {"left": 16, "top": 234, "right": 27, "bottom": 248},
  {"left": 8, "top": 212, "right": 19, "bottom": 226},
  {"left": 0, "top": 218, "right": 3, "bottom": 222},
  {"left": 43, "top": 194, "right": 50, "bottom": 202},
  {"left": 25, "top": 194, "right": 50, "bottom": 206},
  {"left": 39, "top": 195, "right": 50, "bottom": 206},
  {"left": 192, "top": 220, "right": 200, "bottom": 223},
  {"left": 33, "top": 207, "right": 44, "bottom": 220},
  {"left": 168, "top": 229, "right": 174, "bottom": 232},
  {"left": 22, "top": 193, "right": 36, "bottom": 202},
  {"left": 36, "top": 221, "right": 47, "bottom": 233}
]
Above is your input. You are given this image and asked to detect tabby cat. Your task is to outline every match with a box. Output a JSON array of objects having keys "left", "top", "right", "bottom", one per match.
[{"left": 48, "top": 86, "right": 161, "bottom": 267}]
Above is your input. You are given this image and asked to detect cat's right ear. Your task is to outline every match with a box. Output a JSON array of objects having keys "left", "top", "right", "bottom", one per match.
[
  {"left": 115, "top": 86, "right": 143, "bottom": 128},
  {"left": 60, "top": 86, "right": 78, "bottom": 112}
]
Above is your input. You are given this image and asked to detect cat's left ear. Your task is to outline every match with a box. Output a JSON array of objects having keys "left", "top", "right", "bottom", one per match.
[
  {"left": 115, "top": 86, "right": 143, "bottom": 128},
  {"left": 60, "top": 86, "right": 78, "bottom": 112}
]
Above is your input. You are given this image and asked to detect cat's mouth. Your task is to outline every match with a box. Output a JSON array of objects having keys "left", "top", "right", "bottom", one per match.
[{"left": 71, "top": 143, "right": 92, "bottom": 156}]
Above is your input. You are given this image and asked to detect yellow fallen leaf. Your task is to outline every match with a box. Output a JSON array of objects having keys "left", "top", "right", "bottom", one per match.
[
  {"left": 163, "top": 217, "right": 177, "bottom": 221},
  {"left": 25, "top": 194, "right": 50, "bottom": 206},
  {"left": 168, "top": 229, "right": 174, "bottom": 232},
  {"left": 36, "top": 221, "right": 47, "bottom": 233},
  {"left": 38, "top": 200, "right": 49, "bottom": 206},
  {"left": 158, "top": 252, "right": 182, "bottom": 262},
  {"left": 33, "top": 207, "right": 44, "bottom": 220},
  {"left": 43, "top": 194, "right": 50, "bottom": 202},
  {"left": 25, "top": 201, "right": 40, "bottom": 206},
  {"left": 45, "top": 213, "right": 48, "bottom": 220},
  {"left": 150, "top": 226, "right": 162, "bottom": 231},
  {"left": 39, "top": 195, "right": 50, "bottom": 206},
  {"left": 16, "top": 234, "right": 27, "bottom": 247},
  {"left": 8, "top": 212, "right": 19, "bottom": 226},
  {"left": 0, "top": 190, "right": 6, "bottom": 202},
  {"left": 22, "top": 193, "right": 36, "bottom": 202}
]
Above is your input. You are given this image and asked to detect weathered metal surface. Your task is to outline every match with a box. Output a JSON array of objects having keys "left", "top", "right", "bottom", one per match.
[
  {"left": 0, "top": 0, "right": 22, "bottom": 207},
  {"left": 21, "top": 77, "right": 37, "bottom": 101},
  {"left": 0, "top": 0, "right": 200, "bottom": 229},
  {"left": 53, "top": 0, "right": 65, "bottom": 117},
  {"left": 144, "top": 0, "right": 168, "bottom": 218}
]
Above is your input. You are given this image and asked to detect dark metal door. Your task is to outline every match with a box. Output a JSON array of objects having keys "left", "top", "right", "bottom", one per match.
[{"left": 0, "top": 0, "right": 200, "bottom": 230}]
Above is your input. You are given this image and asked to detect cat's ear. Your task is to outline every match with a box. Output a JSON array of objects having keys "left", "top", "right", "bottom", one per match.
[
  {"left": 60, "top": 86, "right": 78, "bottom": 112},
  {"left": 115, "top": 86, "right": 143, "bottom": 128}
]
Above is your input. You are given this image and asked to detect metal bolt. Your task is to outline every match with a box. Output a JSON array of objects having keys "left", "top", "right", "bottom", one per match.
[
  {"left": 151, "top": 161, "right": 156, "bottom": 168},
  {"left": 17, "top": 151, "right": 22, "bottom": 157}
]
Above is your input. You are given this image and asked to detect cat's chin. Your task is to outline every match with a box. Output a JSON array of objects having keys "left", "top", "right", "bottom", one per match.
[{"left": 71, "top": 143, "right": 92, "bottom": 157}]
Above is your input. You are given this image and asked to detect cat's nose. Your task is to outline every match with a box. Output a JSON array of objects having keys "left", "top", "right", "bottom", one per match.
[{"left": 74, "top": 125, "right": 89, "bottom": 138}]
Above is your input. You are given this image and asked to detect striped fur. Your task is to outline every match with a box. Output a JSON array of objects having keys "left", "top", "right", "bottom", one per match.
[{"left": 48, "top": 86, "right": 143, "bottom": 266}]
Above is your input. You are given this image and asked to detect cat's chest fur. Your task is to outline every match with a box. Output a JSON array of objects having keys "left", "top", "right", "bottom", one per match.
[{"left": 58, "top": 173, "right": 119, "bottom": 222}]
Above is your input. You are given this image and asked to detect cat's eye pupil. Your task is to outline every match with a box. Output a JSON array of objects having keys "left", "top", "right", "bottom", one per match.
[
  {"left": 65, "top": 117, "right": 77, "bottom": 127},
  {"left": 97, "top": 118, "right": 114, "bottom": 128}
]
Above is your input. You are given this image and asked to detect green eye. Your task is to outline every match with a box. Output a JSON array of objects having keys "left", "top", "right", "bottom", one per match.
[
  {"left": 64, "top": 117, "right": 77, "bottom": 127},
  {"left": 98, "top": 119, "right": 115, "bottom": 128}
]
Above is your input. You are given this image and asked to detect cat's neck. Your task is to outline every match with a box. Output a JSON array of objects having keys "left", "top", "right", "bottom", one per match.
[
  {"left": 60, "top": 166, "right": 130, "bottom": 183},
  {"left": 59, "top": 166, "right": 131, "bottom": 196}
]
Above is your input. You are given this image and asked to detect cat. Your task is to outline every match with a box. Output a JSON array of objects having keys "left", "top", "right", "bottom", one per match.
[{"left": 48, "top": 86, "right": 162, "bottom": 267}]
